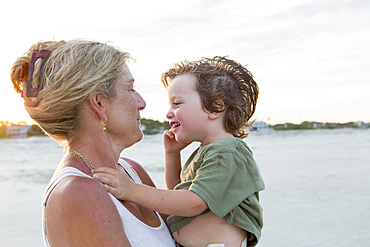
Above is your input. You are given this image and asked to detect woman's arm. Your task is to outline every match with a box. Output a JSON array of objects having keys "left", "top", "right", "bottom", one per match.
[{"left": 45, "top": 176, "right": 131, "bottom": 246}]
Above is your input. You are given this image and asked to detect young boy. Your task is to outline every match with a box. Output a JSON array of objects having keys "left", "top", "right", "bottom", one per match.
[{"left": 93, "top": 56, "right": 265, "bottom": 247}]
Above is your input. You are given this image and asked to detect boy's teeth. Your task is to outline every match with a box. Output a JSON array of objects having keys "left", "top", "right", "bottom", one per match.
[{"left": 172, "top": 123, "right": 180, "bottom": 128}]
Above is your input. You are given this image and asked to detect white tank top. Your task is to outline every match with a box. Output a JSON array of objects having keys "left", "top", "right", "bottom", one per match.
[{"left": 42, "top": 158, "right": 176, "bottom": 247}]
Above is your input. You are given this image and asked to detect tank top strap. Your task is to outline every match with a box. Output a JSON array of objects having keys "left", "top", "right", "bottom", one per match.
[
  {"left": 118, "top": 158, "right": 143, "bottom": 184},
  {"left": 42, "top": 167, "right": 90, "bottom": 206}
]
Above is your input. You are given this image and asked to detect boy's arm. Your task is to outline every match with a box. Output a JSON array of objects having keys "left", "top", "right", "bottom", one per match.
[
  {"left": 133, "top": 183, "right": 207, "bottom": 217},
  {"left": 122, "top": 157, "right": 170, "bottom": 223},
  {"left": 92, "top": 168, "right": 207, "bottom": 217},
  {"left": 163, "top": 130, "right": 191, "bottom": 189},
  {"left": 164, "top": 151, "right": 182, "bottom": 189}
]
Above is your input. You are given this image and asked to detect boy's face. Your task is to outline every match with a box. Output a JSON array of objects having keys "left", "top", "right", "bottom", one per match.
[{"left": 166, "top": 74, "right": 211, "bottom": 143}]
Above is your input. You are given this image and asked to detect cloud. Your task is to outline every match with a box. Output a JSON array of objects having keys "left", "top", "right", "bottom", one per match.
[{"left": 1, "top": 0, "right": 369, "bottom": 124}]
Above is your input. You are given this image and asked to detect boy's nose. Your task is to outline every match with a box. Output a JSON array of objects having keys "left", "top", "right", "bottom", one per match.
[{"left": 166, "top": 109, "right": 174, "bottom": 120}]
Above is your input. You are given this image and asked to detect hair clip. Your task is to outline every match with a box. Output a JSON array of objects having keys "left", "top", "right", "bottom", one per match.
[
  {"left": 18, "top": 60, "right": 28, "bottom": 98},
  {"left": 19, "top": 49, "right": 50, "bottom": 97}
]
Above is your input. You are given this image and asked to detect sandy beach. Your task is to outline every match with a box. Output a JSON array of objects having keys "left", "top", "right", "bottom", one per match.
[
  {"left": 250, "top": 129, "right": 370, "bottom": 246},
  {"left": 0, "top": 128, "right": 369, "bottom": 246}
]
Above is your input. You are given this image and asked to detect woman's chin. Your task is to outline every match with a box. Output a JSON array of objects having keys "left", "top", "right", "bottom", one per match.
[
  {"left": 136, "top": 130, "right": 144, "bottom": 141},
  {"left": 125, "top": 132, "right": 143, "bottom": 149}
]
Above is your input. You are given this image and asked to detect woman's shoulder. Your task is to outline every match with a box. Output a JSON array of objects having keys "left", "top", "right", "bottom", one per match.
[
  {"left": 48, "top": 173, "right": 111, "bottom": 210},
  {"left": 121, "top": 157, "right": 146, "bottom": 174},
  {"left": 45, "top": 171, "right": 129, "bottom": 245},
  {"left": 120, "top": 157, "right": 156, "bottom": 187}
]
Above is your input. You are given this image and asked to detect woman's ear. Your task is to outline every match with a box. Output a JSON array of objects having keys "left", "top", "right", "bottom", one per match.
[{"left": 88, "top": 94, "right": 107, "bottom": 121}]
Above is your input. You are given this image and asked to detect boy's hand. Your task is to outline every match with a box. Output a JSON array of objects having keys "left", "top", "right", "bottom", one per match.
[
  {"left": 163, "top": 130, "right": 191, "bottom": 153},
  {"left": 91, "top": 167, "right": 136, "bottom": 201}
]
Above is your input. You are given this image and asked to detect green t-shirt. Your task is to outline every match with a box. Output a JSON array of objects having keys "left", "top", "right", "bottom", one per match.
[{"left": 167, "top": 137, "right": 265, "bottom": 246}]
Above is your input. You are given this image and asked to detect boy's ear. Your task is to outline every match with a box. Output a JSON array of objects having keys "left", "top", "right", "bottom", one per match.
[
  {"left": 208, "top": 100, "right": 225, "bottom": 120},
  {"left": 88, "top": 93, "right": 107, "bottom": 121},
  {"left": 208, "top": 111, "right": 223, "bottom": 120}
]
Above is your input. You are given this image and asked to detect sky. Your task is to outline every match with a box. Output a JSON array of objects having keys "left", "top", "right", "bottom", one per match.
[{"left": 1, "top": 0, "right": 369, "bottom": 125}]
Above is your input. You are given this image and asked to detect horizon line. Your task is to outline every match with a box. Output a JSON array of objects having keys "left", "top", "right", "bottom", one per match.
[{"left": 1, "top": 118, "right": 369, "bottom": 126}]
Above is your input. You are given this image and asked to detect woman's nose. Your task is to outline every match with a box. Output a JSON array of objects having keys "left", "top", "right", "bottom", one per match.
[{"left": 135, "top": 92, "right": 146, "bottom": 111}]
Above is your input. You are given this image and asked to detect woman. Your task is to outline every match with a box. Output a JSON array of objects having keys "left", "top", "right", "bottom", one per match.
[{"left": 10, "top": 39, "right": 176, "bottom": 246}]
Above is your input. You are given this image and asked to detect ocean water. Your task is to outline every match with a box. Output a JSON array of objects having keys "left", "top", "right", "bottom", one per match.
[{"left": 0, "top": 128, "right": 369, "bottom": 246}]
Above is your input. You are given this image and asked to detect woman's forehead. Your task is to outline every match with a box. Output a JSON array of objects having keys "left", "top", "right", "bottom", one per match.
[{"left": 120, "top": 65, "right": 134, "bottom": 83}]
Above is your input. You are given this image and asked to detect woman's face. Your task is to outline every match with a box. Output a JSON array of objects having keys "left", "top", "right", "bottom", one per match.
[{"left": 106, "top": 64, "right": 146, "bottom": 148}]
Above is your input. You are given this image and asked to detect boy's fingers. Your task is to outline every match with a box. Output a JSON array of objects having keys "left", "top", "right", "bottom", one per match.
[
  {"left": 93, "top": 174, "right": 116, "bottom": 187},
  {"left": 163, "top": 130, "right": 175, "bottom": 139},
  {"left": 104, "top": 184, "right": 117, "bottom": 195}
]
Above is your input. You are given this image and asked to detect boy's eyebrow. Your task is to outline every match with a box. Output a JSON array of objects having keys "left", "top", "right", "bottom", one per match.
[
  {"left": 169, "top": 94, "right": 182, "bottom": 100},
  {"left": 168, "top": 95, "right": 181, "bottom": 104}
]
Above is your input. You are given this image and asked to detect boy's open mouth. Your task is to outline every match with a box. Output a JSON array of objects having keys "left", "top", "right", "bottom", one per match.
[{"left": 170, "top": 122, "right": 181, "bottom": 130}]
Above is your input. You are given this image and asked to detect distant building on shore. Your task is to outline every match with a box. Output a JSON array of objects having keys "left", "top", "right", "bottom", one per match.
[
  {"left": 250, "top": 121, "right": 269, "bottom": 132},
  {"left": 313, "top": 122, "right": 326, "bottom": 129},
  {"left": 6, "top": 124, "right": 31, "bottom": 138},
  {"left": 355, "top": 121, "right": 370, "bottom": 128}
]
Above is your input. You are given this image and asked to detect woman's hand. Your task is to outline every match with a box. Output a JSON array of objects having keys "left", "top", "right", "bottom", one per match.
[
  {"left": 163, "top": 129, "right": 191, "bottom": 154},
  {"left": 91, "top": 167, "right": 137, "bottom": 201}
]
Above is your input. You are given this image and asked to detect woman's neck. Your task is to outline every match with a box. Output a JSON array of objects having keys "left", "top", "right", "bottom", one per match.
[{"left": 68, "top": 134, "right": 121, "bottom": 171}]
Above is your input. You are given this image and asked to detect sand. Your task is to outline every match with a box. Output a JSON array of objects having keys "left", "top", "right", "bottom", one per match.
[{"left": 0, "top": 128, "right": 369, "bottom": 246}]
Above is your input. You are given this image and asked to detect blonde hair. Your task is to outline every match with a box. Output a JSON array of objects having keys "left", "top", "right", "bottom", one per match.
[
  {"left": 162, "top": 56, "right": 258, "bottom": 139},
  {"left": 10, "top": 39, "right": 130, "bottom": 145}
]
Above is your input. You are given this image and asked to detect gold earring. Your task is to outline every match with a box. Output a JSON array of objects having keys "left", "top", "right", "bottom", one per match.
[{"left": 101, "top": 117, "right": 107, "bottom": 132}]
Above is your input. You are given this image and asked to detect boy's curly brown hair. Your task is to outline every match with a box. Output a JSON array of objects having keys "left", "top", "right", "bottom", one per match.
[{"left": 161, "top": 56, "right": 258, "bottom": 139}]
